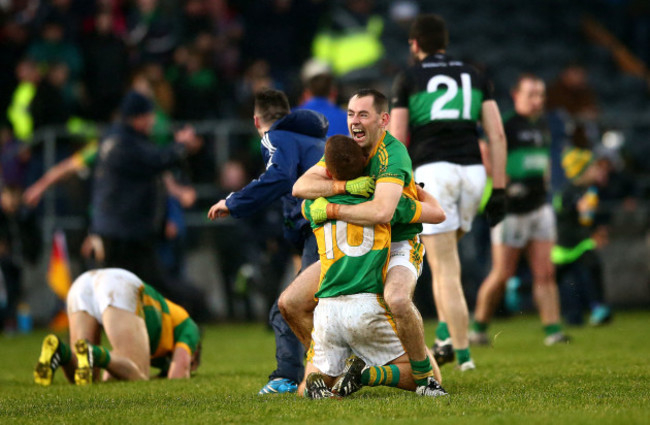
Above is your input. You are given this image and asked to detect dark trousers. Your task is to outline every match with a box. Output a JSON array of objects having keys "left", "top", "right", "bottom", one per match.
[
  {"left": 100, "top": 235, "right": 208, "bottom": 320},
  {"left": 101, "top": 236, "right": 168, "bottom": 291},
  {"left": 268, "top": 232, "right": 319, "bottom": 383},
  {"left": 557, "top": 250, "right": 604, "bottom": 325}
]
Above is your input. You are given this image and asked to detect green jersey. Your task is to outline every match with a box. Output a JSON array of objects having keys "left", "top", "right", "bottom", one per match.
[
  {"left": 317, "top": 130, "right": 422, "bottom": 242},
  {"left": 141, "top": 284, "right": 201, "bottom": 370},
  {"left": 303, "top": 194, "right": 421, "bottom": 298}
]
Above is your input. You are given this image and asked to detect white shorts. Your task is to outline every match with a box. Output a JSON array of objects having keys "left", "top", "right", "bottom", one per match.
[
  {"left": 388, "top": 236, "right": 424, "bottom": 278},
  {"left": 414, "top": 162, "right": 486, "bottom": 235},
  {"left": 66, "top": 268, "right": 144, "bottom": 324},
  {"left": 310, "top": 294, "right": 405, "bottom": 377},
  {"left": 491, "top": 204, "right": 557, "bottom": 248}
]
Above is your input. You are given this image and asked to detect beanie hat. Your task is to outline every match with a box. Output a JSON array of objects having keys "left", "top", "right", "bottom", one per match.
[
  {"left": 562, "top": 147, "right": 594, "bottom": 180},
  {"left": 120, "top": 91, "right": 154, "bottom": 119}
]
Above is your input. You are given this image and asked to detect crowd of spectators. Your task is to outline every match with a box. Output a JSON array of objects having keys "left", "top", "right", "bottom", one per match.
[{"left": 0, "top": 0, "right": 647, "bottom": 328}]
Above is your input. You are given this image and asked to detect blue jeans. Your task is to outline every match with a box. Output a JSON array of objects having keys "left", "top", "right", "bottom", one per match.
[{"left": 268, "top": 233, "right": 318, "bottom": 383}]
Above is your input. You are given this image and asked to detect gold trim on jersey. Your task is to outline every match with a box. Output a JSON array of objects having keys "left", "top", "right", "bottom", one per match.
[
  {"left": 403, "top": 179, "right": 419, "bottom": 200},
  {"left": 376, "top": 177, "right": 405, "bottom": 186},
  {"left": 410, "top": 200, "right": 422, "bottom": 223},
  {"left": 365, "top": 131, "right": 386, "bottom": 166},
  {"left": 175, "top": 342, "right": 192, "bottom": 356}
]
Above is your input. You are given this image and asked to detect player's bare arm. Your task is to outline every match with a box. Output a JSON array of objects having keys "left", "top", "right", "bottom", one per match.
[
  {"left": 331, "top": 181, "right": 403, "bottom": 225},
  {"left": 23, "top": 155, "right": 85, "bottom": 207},
  {"left": 481, "top": 100, "right": 507, "bottom": 189},
  {"left": 416, "top": 185, "right": 446, "bottom": 224},
  {"left": 292, "top": 163, "right": 336, "bottom": 199},
  {"left": 167, "top": 346, "right": 192, "bottom": 379},
  {"left": 389, "top": 107, "right": 410, "bottom": 146}
]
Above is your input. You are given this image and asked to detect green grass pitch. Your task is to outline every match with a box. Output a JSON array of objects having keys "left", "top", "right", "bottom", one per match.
[{"left": 1, "top": 311, "right": 649, "bottom": 424}]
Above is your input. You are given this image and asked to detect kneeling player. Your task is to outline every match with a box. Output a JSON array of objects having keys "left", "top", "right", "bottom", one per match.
[
  {"left": 298, "top": 135, "right": 447, "bottom": 399},
  {"left": 34, "top": 268, "right": 201, "bottom": 385}
]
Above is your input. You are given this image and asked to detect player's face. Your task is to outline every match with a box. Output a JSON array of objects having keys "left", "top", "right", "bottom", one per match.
[
  {"left": 347, "top": 95, "right": 387, "bottom": 153},
  {"left": 514, "top": 79, "right": 545, "bottom": 118}
]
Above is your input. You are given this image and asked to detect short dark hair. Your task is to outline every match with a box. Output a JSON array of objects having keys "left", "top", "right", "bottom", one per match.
[
  {"left": 350, "top": 88, "right": 388, "bottom": 114},
  {"left": 512, "top": 73, "right": 544, "bottom": 92},
  {"left": 308, "top": 74, "right": 334, "bottom": 98},
  {"left": 324, "top": 135, "right": 366, "bottom": 181},
  {"left": 254, "top": 89, "right": 290, "bottom": 124},
  {"left": 409, "top": 14, "right": 448, "bottom": 54}
]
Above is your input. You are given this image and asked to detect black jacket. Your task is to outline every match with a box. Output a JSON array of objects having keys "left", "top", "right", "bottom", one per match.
[{"left": 90, "top": 123, "right": 186, "bottom": 240}]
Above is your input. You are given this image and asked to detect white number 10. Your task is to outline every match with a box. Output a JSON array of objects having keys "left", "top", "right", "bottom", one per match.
[
  {"left": 428, "top": 73, "right": 472, "bottom": 120},
  {"left": 323, "top": 221, "right": 374, "bottom": 260}
]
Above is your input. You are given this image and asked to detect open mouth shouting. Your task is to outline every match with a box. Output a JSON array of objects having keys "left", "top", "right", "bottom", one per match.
[{"left": 351, "top": 127, "right": 366, "bottom": 143}]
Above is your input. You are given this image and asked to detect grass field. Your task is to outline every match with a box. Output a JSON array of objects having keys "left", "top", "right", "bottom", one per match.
[{"left": 1, "top": 311, "right": 649, "bottom": 425}]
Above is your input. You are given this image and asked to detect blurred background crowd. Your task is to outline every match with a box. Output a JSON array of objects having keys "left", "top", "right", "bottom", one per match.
[{"left": 0, "top": 0, "right": 648, "bottom": 331}]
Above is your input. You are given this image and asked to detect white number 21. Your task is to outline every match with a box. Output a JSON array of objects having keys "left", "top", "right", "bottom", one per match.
[{"left": 428, "top": 73, "right": 472, "bottom": 120}]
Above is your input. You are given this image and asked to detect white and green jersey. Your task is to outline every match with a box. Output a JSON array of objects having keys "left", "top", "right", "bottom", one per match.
[
  {"left": 302, "top": 194, "right": 421, "bottom": 299},
  {"left": 392, "top": 53, "right": 494, "bottom": 167}
]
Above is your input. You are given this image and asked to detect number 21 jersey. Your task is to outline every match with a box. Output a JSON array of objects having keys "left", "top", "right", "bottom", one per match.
[{"left": 391, "top": 53, "right": 494, "bottom": 167}]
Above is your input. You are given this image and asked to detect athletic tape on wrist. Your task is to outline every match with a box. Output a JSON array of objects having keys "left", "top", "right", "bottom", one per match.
[
  {"left": 332, "top": 180, "right": 346, "bottom": 195},
  {"left": 326, "top": 203, "right": 340, "bottom": 220}
]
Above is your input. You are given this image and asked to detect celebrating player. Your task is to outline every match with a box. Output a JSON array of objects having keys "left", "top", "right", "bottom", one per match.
[
  {"left": 282, "top": 88, "right": 441, "bottom": 395},
  {"left": 298, "top": 135, "right": 447, "bottom": 399}
]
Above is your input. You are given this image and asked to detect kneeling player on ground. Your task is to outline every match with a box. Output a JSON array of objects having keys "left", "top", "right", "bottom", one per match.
[
  {"left": 298, "top": 135, "right": 447, "bottom": 399},
  {"left": 34, "top": 268, "right": 201, "bottom": 385}
]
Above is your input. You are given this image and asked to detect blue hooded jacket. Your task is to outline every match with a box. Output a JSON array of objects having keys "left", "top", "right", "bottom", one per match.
[{"left": 225, "top": 109, "right": 327, "bottom": 245}]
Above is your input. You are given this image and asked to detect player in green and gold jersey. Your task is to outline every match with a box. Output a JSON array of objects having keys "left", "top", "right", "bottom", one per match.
[
  {"left": 296, "top": 135, "right": 446, "bottom": 399},
  {"left": 282, "top": 89, "right": 442, "bottom": 396},
  {"left": 34, "top": 268, "right": 200, "bottom": 386}
]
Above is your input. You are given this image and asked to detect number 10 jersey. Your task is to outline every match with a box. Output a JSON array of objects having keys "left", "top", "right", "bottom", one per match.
[
  {"left": 302, "top": 195, "right": 421, "bottom": 299},
  {"left": 391, "top": 53, "right": 494, "bottom": 167}
]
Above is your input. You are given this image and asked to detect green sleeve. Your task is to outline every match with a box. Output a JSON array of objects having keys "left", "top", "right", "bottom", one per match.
[
  {"left": 174, "top": 317, "right": 200, "bottom": 355},
  {"left": 391, "top": 196, "right": 419, "bottom": 226}
]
